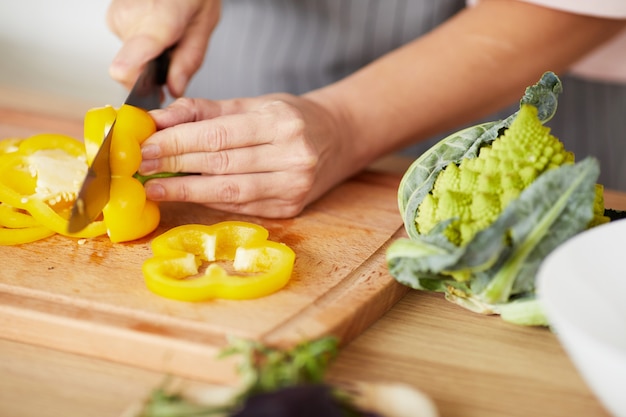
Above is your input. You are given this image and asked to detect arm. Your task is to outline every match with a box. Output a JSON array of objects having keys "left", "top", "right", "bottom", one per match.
[{"left": 306, "top": 0, "right": 626, "bottom": 177}]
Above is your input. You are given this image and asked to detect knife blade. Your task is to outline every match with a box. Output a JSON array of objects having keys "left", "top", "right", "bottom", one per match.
[{"left": 67, "top": 48, "right": 172, "bottom": 234}]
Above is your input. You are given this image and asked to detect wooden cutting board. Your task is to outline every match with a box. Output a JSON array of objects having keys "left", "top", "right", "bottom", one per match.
[{"left": 0, "top": 107, "right": 410, "bottom": 384}]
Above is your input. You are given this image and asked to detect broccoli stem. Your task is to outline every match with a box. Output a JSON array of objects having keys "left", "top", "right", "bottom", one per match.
[{"left": 496, "top": 297, "right": 548, "bottom": 326}]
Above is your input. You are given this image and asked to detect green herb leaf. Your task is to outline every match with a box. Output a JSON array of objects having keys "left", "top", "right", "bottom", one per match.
[{"left": 220, "top": 336, "right": 339, "bottom": 398}]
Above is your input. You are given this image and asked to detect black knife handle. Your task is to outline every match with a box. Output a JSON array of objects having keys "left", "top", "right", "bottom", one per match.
[{"left": 125, "top": 45, "right": 175, "bottom": 110}]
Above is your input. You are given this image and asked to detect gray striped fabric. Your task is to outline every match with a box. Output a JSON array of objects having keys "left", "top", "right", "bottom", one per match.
[
  {"left": 189, "top": 0, "right": 466, "bottom": 97},
  {"left": 546, "top": 75, "right": 626, "bottom": 192},
  {"left": 187, "top": 0, "right": 626, "bottom": 192}
]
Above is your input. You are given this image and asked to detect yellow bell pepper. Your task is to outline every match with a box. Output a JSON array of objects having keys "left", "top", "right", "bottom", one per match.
[
  {"left": 142, "top": 221, "right": 296, "bottom": 301},
  {"left": 0, "top": 202, "right": 56, "bottom": 245},
  {"left": 84, "top": 104, "right": 160, "bottom": 243},
  {"left": 0, "top": 134, "right": 107, "bottom": 244},
  {"left": 1, "top": 103, "right": 185, "bottom": 245}
]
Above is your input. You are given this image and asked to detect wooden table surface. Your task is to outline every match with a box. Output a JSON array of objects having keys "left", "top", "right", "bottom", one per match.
[{"left": 0, "top": 105, "right": 621, "bottom": 417}]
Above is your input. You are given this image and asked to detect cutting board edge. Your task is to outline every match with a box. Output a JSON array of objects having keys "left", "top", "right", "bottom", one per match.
[
  {"left": 262, "top": 227, "right": 411, "bottom": 348},
  {"left": 0, "top": 295, "right": 241, "bottom": 384}
]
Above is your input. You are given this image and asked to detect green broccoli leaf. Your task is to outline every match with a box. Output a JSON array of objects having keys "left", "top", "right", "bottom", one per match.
[
  {"left": 398, "top": 120, "right": 504, "bottom": 241},
  {"left": 519, "top": 70, "right": 562, "bottom": 123},
  {"left": 476, "top": 157, "right": 598, "bottom": 304}
]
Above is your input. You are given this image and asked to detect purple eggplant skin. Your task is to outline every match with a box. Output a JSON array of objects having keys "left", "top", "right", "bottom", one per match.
[{"left": 230, "top": 384, "right": 382, "bottom": 417}]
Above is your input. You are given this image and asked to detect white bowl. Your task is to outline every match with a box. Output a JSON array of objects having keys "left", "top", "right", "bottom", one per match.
[{"left": 537, "top": 219, "right": 626, "bottom": 417}]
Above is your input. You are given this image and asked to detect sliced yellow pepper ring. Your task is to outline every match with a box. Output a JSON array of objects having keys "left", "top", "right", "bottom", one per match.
[
  {"left": 142, "top": 221, "right": 296, "bottom": 301},
  {"left": 0, "top": 202, "right": 56, "bottom": 245},
  {"left": 0, "top": 225, "right": 55, "bottom": 246},
  {"left": 0, "top": 203, "right": 39, "bottom": 228}
]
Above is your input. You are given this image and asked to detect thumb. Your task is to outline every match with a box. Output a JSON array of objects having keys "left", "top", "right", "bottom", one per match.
[{"left": 109, "top": 35, "right": 166, "bottom": 90}]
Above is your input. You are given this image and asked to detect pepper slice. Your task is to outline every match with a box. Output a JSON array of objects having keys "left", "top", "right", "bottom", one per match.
[
  {"left": 0, "top": 203, "right": 39, "bottom": 228},
  {"left": 0, "top": 223, "right": 55, "bottom": 245},
  {"left": 0, "top": 202, "right": 55, "bottom": 245},
  {"left": 84, "top": 104, "right": 160, "bottom": 242},
  {"left": 142, "top": 221, "right": 296, "bottom": 301},
  {"left": 0, "top": 134, "right": 107, "bottom": 242}
]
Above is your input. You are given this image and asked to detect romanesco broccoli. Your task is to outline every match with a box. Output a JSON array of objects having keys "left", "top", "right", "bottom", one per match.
[
  {"left": 415, "top": 104, "right": 608, "bottom": 246},
  {"left": 388, "top": 72, "right": 612, "bottom": 326}
]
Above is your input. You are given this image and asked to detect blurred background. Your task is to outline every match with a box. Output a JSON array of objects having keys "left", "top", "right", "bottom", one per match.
[{"left": 0, "top": 0, "right": 127, "bottom": 118}]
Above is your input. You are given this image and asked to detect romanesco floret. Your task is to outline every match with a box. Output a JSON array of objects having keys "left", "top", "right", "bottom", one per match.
[{"left": 415, "top": 104, "right": 607, "bottom": 246}]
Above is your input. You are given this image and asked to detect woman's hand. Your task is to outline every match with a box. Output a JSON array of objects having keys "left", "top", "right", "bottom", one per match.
[
  {"left": 106, "top": 0, "right": 220, "bottom": 97},
  {"left": 138, "top": 94, "right": 362, "bottom": 218}
]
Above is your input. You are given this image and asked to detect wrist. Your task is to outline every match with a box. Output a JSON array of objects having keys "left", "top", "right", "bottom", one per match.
[{"left": 303, "top": 87, "right": 380, "bottom": 173}]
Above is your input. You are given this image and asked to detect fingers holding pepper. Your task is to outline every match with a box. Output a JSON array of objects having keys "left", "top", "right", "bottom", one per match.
[
  {"left": 141, "top": 172, "right": 313, "bottom": 218},
  {"left": 137, "top": 95, "right": 348, "bottom": 218}
]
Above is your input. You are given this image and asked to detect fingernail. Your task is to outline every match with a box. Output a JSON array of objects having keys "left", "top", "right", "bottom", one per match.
[
  {"left": 139, "top": 159, "right": 158, "bottom": 175},
  {"left": 172, "top": 74, "right": 188, "bottom": 97},
  {"left": 141, "top": 144, "right": 159, "bottom": 158},
  {"left": 109, "top": 58, "right": 127, "bottom": 79},
  {"left": 145, "top": 183, "right": 165, "bottom": 200}
]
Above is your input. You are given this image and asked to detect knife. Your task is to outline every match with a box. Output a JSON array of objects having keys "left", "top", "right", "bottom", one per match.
[{"left": 67, "top": 48, "right": 172, "bottom": 234}]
